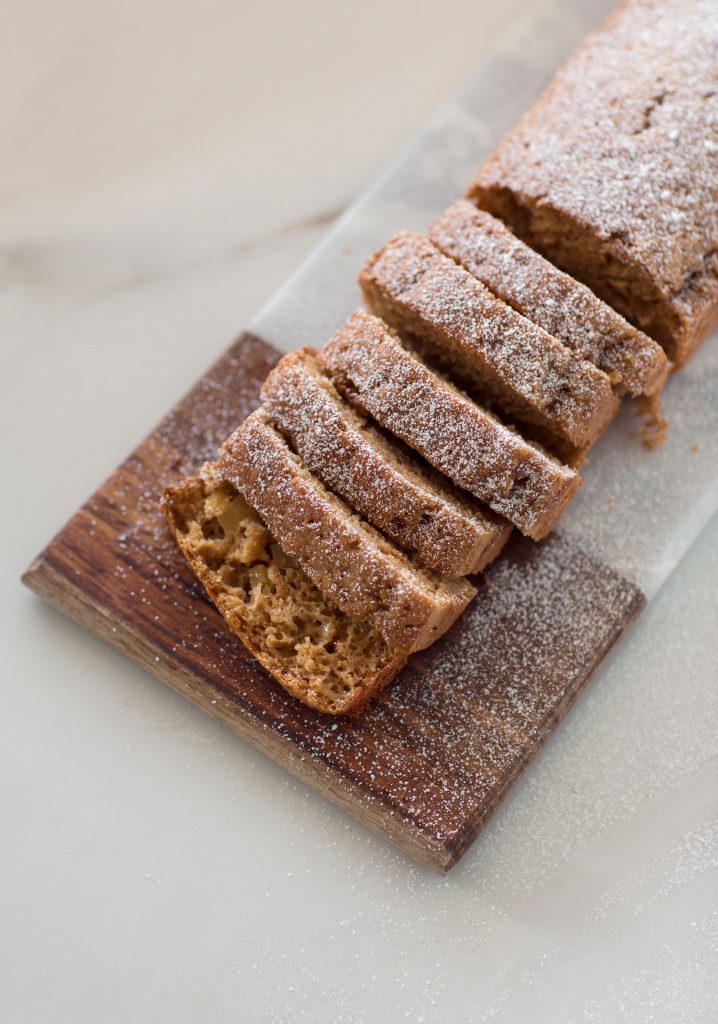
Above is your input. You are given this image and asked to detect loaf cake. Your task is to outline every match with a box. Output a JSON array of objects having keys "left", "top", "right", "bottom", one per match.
[
  {"left": 162, "top": 0, "right": 716, "bottom": 716},
  {"left": 162, "top": 476, "right": 407, "bottom": 714},
  {"left": 319, "top": 310, "right": 580, "bottom": 539},
  {"left": 359, "top": 232, "right": 618, "bottom": 456},
  {"left": 430, "top": 200, "right": 670, "bottom": 396},
  {"left": 468, "top": 0, "right": 718, "bottom": 366},
  {"left": 215, "top": 407, "right": 476, "bottom": 653},
  {"left": 261, "top": 347, "right": 511, "bottom": 576}
]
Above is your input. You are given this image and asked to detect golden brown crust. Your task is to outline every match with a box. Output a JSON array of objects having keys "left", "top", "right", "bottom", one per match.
[
  {"left": 214, "top": 408, "right": 476, "bottom": 653},
  {"left": 161, "top": 476, "right": 407, "bottom": 715},
  {"left": 430, "top": 200, "right": 671, "bottom": 397},
  {"left": 319, "top": 310, "right": 580, "bottom": 540},
  {"left": 260, "top": 347, "right": 512, "bottom": 575},
  {"left": 359, "top": 232, "right": 618, "bottom": 454}
]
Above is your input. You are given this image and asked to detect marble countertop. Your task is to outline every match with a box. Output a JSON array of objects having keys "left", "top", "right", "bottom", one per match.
[{"left": 3, "top": 1, "right": 717, "bottom": 1021}]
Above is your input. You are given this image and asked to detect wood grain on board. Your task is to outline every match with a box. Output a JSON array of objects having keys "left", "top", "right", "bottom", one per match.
[{"left": 23, "top": 332, "right": 644, "bottom": 872}]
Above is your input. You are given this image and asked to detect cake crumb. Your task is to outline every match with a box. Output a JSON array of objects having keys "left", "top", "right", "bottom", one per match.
[{"left": 636, "top": 394, "right": 668, "bottom": 450}]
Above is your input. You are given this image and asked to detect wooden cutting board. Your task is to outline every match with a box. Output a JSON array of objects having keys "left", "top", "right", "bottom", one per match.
[{"left": 23, "top": 332, "right": 644, "bottom": 872}]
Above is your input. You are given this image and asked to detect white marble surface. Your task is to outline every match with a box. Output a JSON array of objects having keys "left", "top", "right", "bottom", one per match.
[{"left": 3, "top": 1, "right": 717, "bottom": 1021}]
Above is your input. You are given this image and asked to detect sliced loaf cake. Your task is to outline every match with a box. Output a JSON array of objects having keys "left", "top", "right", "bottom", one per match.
[
  {"left": 467, "top": 0, "right": 718, "bottom": 366},
  {"left": 318, "top": 310, "right": 580, "bottom": 539},
  {"left": 429, "top": 200, "right": 670, "bottom": 396},
  {"left": 261, "top": 347, "right": 512, "bottom": 575},
  {"left": 215, "top": 408, "right": 476, "bottom": 654},
  {"left": 359, "top": 232, "right": 618, "bottom": 455}
]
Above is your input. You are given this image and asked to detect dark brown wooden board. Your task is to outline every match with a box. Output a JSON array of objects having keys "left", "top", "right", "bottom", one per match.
[{"left": 23, "top": 333, "right": 644, "bottom": 872}]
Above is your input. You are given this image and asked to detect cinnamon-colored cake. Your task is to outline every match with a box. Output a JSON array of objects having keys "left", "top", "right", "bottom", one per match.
[
  {"left": 319, "top": 310, "right": 580, "bottom": 539},
  {"left": 430, "top": 200, "right": 670, "bottom": 396},
  {"left": 161, "top": 0, "right": 717, "bottom": 717},
  {"left": 216, "top": 408, "right": 476, "bottom": 654},
  {"left": 261, "top": 348, "right": 512, "bottom": 575},
  {"left": 359, "top": 232, "right": 618, "bottom": 456},
  {"left": 469, "top": 0, "right": 718, "bottom": 366},
  {"left": 162, "top": 476, "right": 407, "bottom": 715}
]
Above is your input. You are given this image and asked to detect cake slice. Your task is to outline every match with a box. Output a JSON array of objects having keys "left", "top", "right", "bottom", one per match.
[
  {"left": 260, "top": 347, "right": 512, "bottom": 576},
  {"left": 318, "top": 310, "right": 580, "bottom": 539},
  {"left": 162, "top": 476, "right": 407, "bottom": 714},
  {"left": 359, "top": 232, "right": 618, "bottom": 456},
  {"left": 215, "top": 408, "right": 476, "bottom": 654},
  {"left": 429, "top": 200, "right": 670, "bottom": 396},
  {"left": 467, "top": 0, "right": 718, "bottom": 366}
]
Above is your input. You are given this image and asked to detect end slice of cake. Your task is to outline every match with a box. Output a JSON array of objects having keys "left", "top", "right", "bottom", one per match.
[{"left": 162, "top": 477, "right": 407, "bottom": 715}]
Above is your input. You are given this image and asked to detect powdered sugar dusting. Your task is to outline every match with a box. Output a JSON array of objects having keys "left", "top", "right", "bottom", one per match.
[
  {"left": 430, "top": 199, "right": 669, "bottom": 396},
  {"left": 280, "top": 530, "right": 643, "bottom": 848},
  {"left": 214, "top": 408, "right": 475, "bottom": 652},
  {"left": 319, "top": 310, "right": 578, "bottom": 538},
  {"left": 360, "top": 232, "right": 617, "bottom": 449},
  {"left": 473, "top": 0, "right": 718, "bottom": 355},
  {"left": 260, "top": 347, "right": 510, "bottom": 576}
]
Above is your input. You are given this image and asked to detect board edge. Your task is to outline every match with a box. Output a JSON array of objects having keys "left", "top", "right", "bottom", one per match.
[{"left": 22, "top": 555, "right": 455, "bottom": 874}]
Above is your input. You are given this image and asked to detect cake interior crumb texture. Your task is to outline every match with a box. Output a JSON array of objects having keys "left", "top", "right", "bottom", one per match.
[
  {"left": 469, "top": 0, "right": 718, "bottom": 366},
  {"left": 162, "top": 477, "right": 406, "bottom": 715},
  {"left": 221, "top": 409, "right": 476, "bottom": 653}
]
